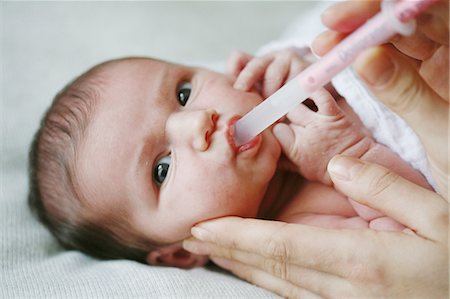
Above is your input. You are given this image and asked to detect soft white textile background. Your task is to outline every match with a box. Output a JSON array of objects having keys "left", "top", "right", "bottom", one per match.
[{"left": 1, "top": 1, "right": 321, "bottom": 298}]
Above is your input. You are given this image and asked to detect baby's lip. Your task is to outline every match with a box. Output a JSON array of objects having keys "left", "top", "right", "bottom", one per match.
[{"left": 226, "top": 115, "right": 261, "bottom": 154}]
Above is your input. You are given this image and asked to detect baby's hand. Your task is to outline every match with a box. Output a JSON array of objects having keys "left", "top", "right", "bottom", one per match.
[
  {"left": 273, "top": 88, "right": 370, "bottom": 185},
  {"left": 227, "top": 49, "right": 312, "bottom": 98}
]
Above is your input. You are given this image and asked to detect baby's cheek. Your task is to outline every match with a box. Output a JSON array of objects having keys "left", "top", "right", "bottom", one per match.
[{"left": 215, "top": 179, "right": 263, "bottom": 217}]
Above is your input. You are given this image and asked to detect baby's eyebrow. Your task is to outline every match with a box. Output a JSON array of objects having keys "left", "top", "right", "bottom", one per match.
[
  {"left": 150, "top": 64, "right": 178, "bottom": 104},
  {"left": 137, "top": 134, "right": 153, "bottom": 170}
]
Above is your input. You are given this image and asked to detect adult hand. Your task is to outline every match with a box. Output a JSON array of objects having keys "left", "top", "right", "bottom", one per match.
[
  {"left": 183, "top": 156, "right": 448, "bottom": 298},
  {"left": 312, "top": 0, "right": 449, "bottom": 198}
]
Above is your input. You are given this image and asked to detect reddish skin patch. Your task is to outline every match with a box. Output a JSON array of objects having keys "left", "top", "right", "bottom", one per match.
[{"left": 227, "top": 116, "right": 261, "bottom": 154}]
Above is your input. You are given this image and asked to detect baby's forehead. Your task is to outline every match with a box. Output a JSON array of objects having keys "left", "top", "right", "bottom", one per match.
[
  {"left": 89, "top": 58, "right": 194, "bottom": 99},
  {"left": 97, "top": 57, "right": 180, "bottom": 76}
]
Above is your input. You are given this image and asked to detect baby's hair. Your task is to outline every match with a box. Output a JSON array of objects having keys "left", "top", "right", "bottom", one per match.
[{"left": 28, "top": 59, "right": 156, "bottom": 263}]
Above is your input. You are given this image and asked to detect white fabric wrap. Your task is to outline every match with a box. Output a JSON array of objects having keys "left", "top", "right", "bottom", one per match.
[{"left": 256, "top": 2, "right": 436, "bottom": 190}]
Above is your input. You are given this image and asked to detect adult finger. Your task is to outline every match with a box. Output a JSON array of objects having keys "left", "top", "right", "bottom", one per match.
[
  {"left": 320, "top": 0, "right": 380, "bottom": 33},
  {"left": 417, "top": 1, "right": 449, "bottom": 45},
  {"left": 211, "top": 256, "right": 351, "bottom": 299},
  {"left": 312, "top": 0, "right": 380, "bottom": 57},
  {"left": 328, "top": 155, "right": 448, "bottom": 241},
  {"left": 184, "top": 217, "right": 368, "bottom": 277},
  {"left": 389, "top": 0, "right": 449, "bottom": 59},
  {"left": 420, "top": 45, "right": 449, "bottom": 101},
  {"left": 425, "top": 0, "right": 449, "bottom": 27},
  {"left": 320, "top": 0, "right": 447, "bottom": 37},
  {"left": 185, "top": 235, "right": 347, "bottom": 297},
  {"left": 211, "top": 258, "right": 324, "bottom": 299},
  {"left": 353, "top": 46, "right": 448, "bottom": 172},
  {"left": 183, "top": 233, "right": 350, "bottom": 297},
  {"left": 314, "top": 0, "right": 447, "bottom": 57},
  {"left": 391, "top": 29, "right": 440, "bottom": 60},
  {"left": 417, "top": 11, "right": 449, "bottom": 46},
  {"left": 311, "top": 30, "right": 347, "bottom": 57}
]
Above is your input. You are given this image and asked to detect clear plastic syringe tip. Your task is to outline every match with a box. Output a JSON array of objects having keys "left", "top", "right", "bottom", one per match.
[{"left": 233, "top": 78, "right": 310, "bottom": 146}]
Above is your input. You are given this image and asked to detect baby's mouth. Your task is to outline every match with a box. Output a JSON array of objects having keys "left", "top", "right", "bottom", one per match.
[{"left": 227, "top": 115, "right": 261, "bottom": 153}]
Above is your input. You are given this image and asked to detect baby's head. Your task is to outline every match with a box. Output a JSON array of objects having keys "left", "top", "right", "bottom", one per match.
[{"left": 29, "top": 57, "right": 281, "bottom": 267}]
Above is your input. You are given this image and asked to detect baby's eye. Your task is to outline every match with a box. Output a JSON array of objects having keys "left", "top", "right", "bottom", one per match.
[
  {"left": 153, "top": 156, "right": 171, "bottom": 185},
  {"left": 177, "top": 82, "right": 191, "bottom": 106}
]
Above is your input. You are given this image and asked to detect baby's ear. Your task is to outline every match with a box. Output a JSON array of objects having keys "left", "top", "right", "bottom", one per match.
[{"left": 146, "top": 242, "right": 209, "bottom": 268}]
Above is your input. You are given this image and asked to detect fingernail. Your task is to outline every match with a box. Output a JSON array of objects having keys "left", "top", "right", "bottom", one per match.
[
  {"left": 182, "top": 239, "right": 210, "bottom": 255},
  {"left": 233, "top": 82, "right": 246, "bottom": 90},
  {"left": 355, "top": 48, "right": 396, "bottom": 87},
  {"left": 191, "top": 226, "right": 212, "bottom": 241},
  {"left": 320, "top": 6, "right": 333, "bottom": 22},
  {"left": 211, "top": 257, "right": 233, "bottom": 270},
  {"left": 328, "top": 155, "right": 364, "bottom": 181}
]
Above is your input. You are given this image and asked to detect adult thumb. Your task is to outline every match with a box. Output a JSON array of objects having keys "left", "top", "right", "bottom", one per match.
[
  {"left": 353, "top": 46, "right": 448, "bottom": 168},
  {"left": 327, "top": 155, "right": 447, "bottom": 241}
]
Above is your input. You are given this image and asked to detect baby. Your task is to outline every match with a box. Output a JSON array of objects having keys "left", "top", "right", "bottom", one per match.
[{"left": 28, "top": 49, "right": 430, "bottom": 269}]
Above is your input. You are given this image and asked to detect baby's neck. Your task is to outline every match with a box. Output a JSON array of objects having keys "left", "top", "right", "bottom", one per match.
[{"left": 257, "top": 168, "right": 301, "bottom": 219}]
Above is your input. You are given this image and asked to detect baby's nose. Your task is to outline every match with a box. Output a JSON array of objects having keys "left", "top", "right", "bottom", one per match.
[{"left": 167, "top": 109, "right": 218, "bottom": 151}]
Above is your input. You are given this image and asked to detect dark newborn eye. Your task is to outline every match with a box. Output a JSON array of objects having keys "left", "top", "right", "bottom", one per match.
[
  {"left": 177, "top": 82, "right": 191, "bottom": 106},
  {"left": 154, "top": 156, "right": 171, "bottom": 185}
]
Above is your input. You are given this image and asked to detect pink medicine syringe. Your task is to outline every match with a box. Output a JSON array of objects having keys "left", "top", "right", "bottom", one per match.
[{"left": 233, "top": 0, "right": 439, "bottom": 146}]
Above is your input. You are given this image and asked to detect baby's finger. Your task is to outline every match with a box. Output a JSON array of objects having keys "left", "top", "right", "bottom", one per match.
[
  {"left": 284, "top": 101, "right": 318, "bottom": 126},
  {"left": 307, "top": 88, "right": 340, "bottom": 116},
  {"left": 226, "top": 51, "right": 253, "bottom": 78},
  {"left": 273, "top": 123, "right": 296, "bottom": 160},
  {"left": 262, "top": 55, "right": 290, "bottom": 98},
  {"left": 286, "top": 57, "right": 309, "bottom": 81},
  {"left": 234, "top": 55, "right": 274, "bottom": 91}
]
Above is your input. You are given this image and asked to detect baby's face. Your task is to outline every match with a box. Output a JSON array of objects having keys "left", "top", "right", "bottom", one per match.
[{"left": 76, "top": 58, "right": 281, "bottom": 245}]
